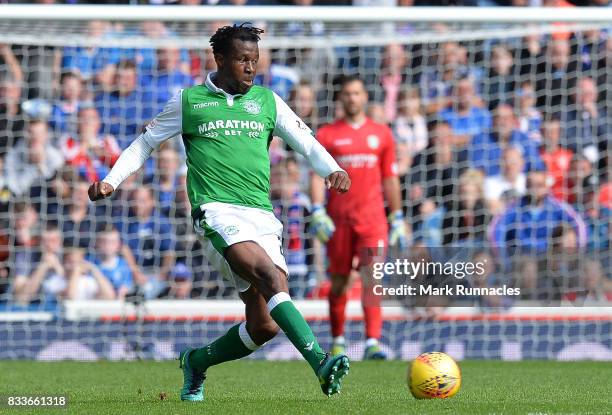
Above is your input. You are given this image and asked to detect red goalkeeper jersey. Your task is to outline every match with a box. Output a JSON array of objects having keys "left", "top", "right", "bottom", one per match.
[{"left": 316, "top": 118, "right": 397, "bottom": 225}]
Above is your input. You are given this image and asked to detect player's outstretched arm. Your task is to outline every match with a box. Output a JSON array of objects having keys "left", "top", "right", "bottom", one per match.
[
  {"left": 87, "top": 134, "right": 154, "bottom": 201},
  {"left": 271, "top": 92, "right": 346, "bottom": 181},
  {"left": 88, "top": 90, "right": 183, "bottom": 202}
]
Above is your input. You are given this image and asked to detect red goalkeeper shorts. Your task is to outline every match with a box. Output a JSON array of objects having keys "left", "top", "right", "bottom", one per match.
[{"left": 326, "top": 220, "right": 388, "bottom": 276}]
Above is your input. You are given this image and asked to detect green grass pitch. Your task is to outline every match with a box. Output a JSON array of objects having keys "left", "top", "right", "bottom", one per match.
[{"left": 1, "top": 360, "right": 610, "bottom": 415}]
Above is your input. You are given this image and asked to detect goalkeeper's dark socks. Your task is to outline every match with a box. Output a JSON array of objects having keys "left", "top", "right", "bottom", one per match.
[
  {"left": 267, "top": 292, "right": 327, "bottom": 373},
  {"left": 188, "top": 322, "right": 259, "bottom": 372}
]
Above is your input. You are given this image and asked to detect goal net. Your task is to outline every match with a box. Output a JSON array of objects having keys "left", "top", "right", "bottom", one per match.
[{"left": 0, "top": 5, "right": 610, "bottom": 361}]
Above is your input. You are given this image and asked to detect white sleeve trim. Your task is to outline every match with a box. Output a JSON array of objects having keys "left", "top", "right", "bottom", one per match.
[
  {"left": 271, "top": 92, "right": 343, "bottom": 178},
  {"left": 102, "top": 134, "right": 154, "bottom": 189}
]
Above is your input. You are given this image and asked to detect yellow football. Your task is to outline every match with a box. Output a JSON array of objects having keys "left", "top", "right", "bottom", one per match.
[{"left": 408, "top": 352, "right": 461, "bottom": 399}]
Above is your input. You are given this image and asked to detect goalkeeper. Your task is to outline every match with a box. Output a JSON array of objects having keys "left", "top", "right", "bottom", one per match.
[
  {"left": 88, "top": 24, "right": 351, "bottom": 401},
  {"left": 311, "top": 75, "right": 407, "bottom": 360}
]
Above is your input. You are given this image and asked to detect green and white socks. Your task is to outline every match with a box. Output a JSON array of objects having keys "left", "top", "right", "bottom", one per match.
[
  {"left": 267, "top": 292, "right": 327, "bottom": 372},
  {"left": 188, "top": 322, "right": 260, "bottom": 372},
  {"left": 188, "top": 292, "right": 326, "bottom": 374}
]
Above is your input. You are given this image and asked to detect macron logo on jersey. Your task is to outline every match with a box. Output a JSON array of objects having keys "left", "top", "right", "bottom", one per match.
[{"left": 193, "top": 102, "right": 219, "bottom": 109}]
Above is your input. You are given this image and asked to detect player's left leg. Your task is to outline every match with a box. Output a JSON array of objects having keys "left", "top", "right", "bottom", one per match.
[{"left": 179, "top": 285, "right": 278, "bottom": 401}]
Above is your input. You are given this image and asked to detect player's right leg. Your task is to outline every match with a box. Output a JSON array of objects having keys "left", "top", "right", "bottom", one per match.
[
  {"left": 226, "top": 241, "right": 350, "bottom": 396},
  {"left": 179, "top": 203, "right": 279, "bottom": 401},
  {"left": 179, "top": 286, "right": 276, "bottom": 401}
]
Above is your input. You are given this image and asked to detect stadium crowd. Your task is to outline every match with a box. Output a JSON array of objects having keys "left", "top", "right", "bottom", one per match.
[{"left": 0, "top": 14, "right": 610, "bottom": 308}]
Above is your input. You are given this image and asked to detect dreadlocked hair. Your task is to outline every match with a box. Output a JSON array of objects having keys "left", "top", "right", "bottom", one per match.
[{"left": 209, "top": 23, "right": 264, "bottom": 57}]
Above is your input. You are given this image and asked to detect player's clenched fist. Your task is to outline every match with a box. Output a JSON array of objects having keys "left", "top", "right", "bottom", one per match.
[
  {"left": 88, "top": 181, "right": 114, "bottom": 201},
  {"left": 325, "top": 171, "right": 351, "bottom": 193}
]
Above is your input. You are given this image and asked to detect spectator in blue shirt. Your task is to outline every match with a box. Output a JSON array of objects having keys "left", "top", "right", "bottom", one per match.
[
  {"left": 141, "top": 46, "right": 194, "bottom": 112},
  {"left": 488, "top": 169, "right": 588, "bottom": 264},
  {"left": 116, "top": 21, "right": 190, "bottom": 76},
  {"left": 157, "top": 262, "right": 193, "bottom": 300},
  {"left": 470, "top": 103, "right": 544, "bottom": 177},
  {"left": 254, "top": 47, "right": 299, "bottom": 102},
  {"left": 146, "top": 146, "right": 188, "bottom": 219},
  {"left": 49, "top": 72, "right": 84, "bottom": 135},
  {"left": 115, "top": 185, "right": 175, "bottom": 299},
  {"left": 562, "top": 77, "right": 609, "bottom": 178},
  {"left": 481, "top": 44, "right": 515, "bottom": 111},
  {"left": 93, "top": 225, "right": 134, "bottom": 300},
  {"left": 515, "top": 80, "right": 542, "bottom": 143},
  {"left": 421, "top": 42, "right": 477, "bottom": 115},
  {"left": 578, "top": 29, "right": 604, "bottom": 73},
  {"left": 94, "top": 60, "right": 156, "bottom": 150},
  {"left": 271, "top": 157, "right": 312, "bottom": 298},
  {"left": 439, "top": 77, "right": 492, "bottom": 147},
  {"left": 535, "top": 39, "right": 578, "bottom": 110},
  {"left": 12, "top": 223, "right": 63, "bottom": 304},
  {"left": 58, "top": 179, "right": 102, "bottom": 253},
  {"left": 61, "top": 20, "right": 119, "bottom": 88}
]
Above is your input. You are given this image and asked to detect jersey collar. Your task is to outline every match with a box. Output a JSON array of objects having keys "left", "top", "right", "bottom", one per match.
[
  {"left": 343, "top": 117, "right": 368, "bottom": 130},
  {"left": 205, "top": 71, "right": 242, "bottom": 106}
]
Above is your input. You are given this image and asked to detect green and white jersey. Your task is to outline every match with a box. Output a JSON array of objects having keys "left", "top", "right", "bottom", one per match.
[{"left": 140, "top": 72, "right": 341, "bottom": 218}]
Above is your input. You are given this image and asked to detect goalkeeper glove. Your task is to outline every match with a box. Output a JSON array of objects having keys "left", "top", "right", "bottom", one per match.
[
  {"left": 310, "top": 204, "right": 335, "bottom": 243},
  {"left": 388, "top": 210, "right": 408, "bottom": 251}
]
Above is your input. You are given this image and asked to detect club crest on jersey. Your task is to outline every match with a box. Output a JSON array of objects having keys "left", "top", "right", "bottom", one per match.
[
  {"left": 242, "top": 99, "right": 261, "bottom": 115},
  {"left": 367, "top": 134, "right": 380, "bottom": 149}
]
